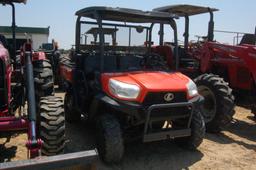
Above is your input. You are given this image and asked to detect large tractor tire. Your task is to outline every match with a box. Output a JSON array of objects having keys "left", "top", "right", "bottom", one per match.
[
  {"left": 174, "top": 109, "right": 205, "bottom": 150},
  {"left": 194, "top": 73, "right": 235, "bottom": 133},
  {"left": 33, "top": 60, "right": 54, "bottom": 98},
  {"left": 38, "top": 96, "right": 65, "bottom": 156},
  {"left": 64, "top": 90, "right": 81, "bottom": 123},
  {"left": 96, "top": 114, "right": 124, "bottom": 163}
]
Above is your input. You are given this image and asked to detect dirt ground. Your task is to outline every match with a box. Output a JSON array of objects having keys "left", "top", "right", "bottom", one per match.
[{"left": 0, "top": 91, "right": 256, "bottom": 170}]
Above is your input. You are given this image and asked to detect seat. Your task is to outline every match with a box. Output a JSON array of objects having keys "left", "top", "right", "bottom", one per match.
[
  {"left": 104, "top": 55, "right": 117, "bottom": 72},
  {"left": 152, "top": 46, "right": 173, "bottom": 68},
  {"left": 240, "top": 34, "right": 256, "bottom": 45},
  {"left": 84, "top": 54, "right": 100, "bottom": 74},
  {"left": 120, "top": 55, "right": 142, "bottom": 71}
]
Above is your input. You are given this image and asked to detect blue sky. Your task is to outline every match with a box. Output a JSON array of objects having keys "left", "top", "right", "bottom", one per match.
[{"left": 0, "top": 0, "right": 255, "bottom": 49}]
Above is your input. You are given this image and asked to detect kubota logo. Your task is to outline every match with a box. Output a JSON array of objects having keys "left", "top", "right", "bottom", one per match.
[{"left": 164, "top": 93, "right": 174, "bottom": 102}]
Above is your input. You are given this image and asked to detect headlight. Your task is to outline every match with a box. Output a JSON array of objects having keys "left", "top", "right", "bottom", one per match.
[
  {"left": 109, "top": 79, "right": 140, "bottom": 99},
  {"left": 186, "top": 79, "right": 198, "bottom": 98}
]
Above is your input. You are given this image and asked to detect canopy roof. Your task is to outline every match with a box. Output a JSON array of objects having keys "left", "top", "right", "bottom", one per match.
[
  {"left": 0, "top": 0, "right": 26, "bottom": 4},
  {"left": 153, "top": 4, "right": 218, "bottom": 17},
  {"left": 86, "top": 27, "right": 118, "bottom": 35},
  {"left": 76, "top": 6, "right": 178, "bottom": 23}
]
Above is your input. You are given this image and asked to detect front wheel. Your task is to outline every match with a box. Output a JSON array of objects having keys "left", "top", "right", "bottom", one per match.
[
  {"left": 38, "top": 96, "right": 65, "bottom": 156},
  {"left": 96, "top": 114, "right": 124, "bottom": 163},
  {"left": 174, "top": 109, "right": 205, "bottom": 150}
]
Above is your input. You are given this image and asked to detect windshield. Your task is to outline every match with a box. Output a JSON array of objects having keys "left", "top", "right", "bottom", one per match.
[
  {"left": 79, "top": 21, "right": 174, "bottom": 73},
  {"left": 80, "top": 22, "right": 149, "bottom": 53}
]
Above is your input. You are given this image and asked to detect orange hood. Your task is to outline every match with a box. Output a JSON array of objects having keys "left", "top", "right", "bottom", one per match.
[{"left": 101, "top": 71, "right": 191, "bottom": 102}]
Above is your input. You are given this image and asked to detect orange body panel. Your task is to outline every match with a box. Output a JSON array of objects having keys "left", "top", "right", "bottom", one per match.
[{"left": 101, "top": 71, "right": 190, "bottom": 103}]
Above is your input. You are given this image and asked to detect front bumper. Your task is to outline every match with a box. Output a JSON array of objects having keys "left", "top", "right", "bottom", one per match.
[{"left": 98, "top": 94, "right": 204, "bottom": 142}]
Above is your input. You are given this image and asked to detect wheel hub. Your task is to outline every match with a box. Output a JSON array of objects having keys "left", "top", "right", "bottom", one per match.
[{"left": 198, "top": 85, "right": 217, "bottom": 123}]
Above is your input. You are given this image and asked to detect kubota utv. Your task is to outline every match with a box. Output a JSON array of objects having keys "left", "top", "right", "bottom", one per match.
[
  {"left": 59, "top": 6, "right": 206, "bottom": 163},
  {"left": 153, "top": 5, "right": 236, "bottom": 132},
  {"left": 0, "top": 1, "right": 97, "bottom": 169}
]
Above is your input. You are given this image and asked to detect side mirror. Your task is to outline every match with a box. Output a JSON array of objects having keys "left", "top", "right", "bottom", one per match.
[{"left": 136, "top": 26, "right": 144, "bottom": 33}]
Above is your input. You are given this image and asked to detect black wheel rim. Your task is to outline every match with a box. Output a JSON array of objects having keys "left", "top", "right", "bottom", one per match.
[{"left": 198, "top": 85, "right": 217, "bottom": 123}]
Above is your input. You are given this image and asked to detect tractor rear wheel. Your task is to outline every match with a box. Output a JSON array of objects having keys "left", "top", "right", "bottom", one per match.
[
  {"left": 96, "top": 114, "right": 124, "bottom": 163},
  {"left": 194, "top": 73, "right": 235, "bottom": 133},
  {"left": 38, "top": 96, "right": 65, "bottom": 156},
  {"left": 33, "top": 60, "right": 54, "bottom": 98},
  {"left": 64, "top": 90, "right": 81, "bottom": 123},
  {"left": 174, "top": 109, "right": 205, "bottom": 150}
]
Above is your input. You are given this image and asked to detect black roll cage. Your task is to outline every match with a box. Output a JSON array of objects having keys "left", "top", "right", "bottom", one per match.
[
  {"left": 183, "top": 9, "right": 215, "bottom": 49},
  {"left": 75, "top": 7, "right": 180, "bottom": 72},
  {"left": 154, "top": 5, "right": 218, "bottom": 50}
]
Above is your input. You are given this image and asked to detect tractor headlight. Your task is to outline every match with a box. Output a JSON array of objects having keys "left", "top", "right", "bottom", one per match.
[
  {"left": 109, "top": 79, "right": 140, "bottom": 99},
  {"left": 186, "top": 79, "right": 198, "bottom": 98}
]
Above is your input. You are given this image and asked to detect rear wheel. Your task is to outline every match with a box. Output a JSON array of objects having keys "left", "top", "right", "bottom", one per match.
[
  {"left": 38, "top": 96, "right": 65, "bottom": 156},
  {"left": 194, "top": 74, "right": 235, "bottom": 133},
  {"left": 174, "top": 109, "right": 205, "bottom": 150},
  {"left": 64, "top": 90, "right": 81, "bottom": 123},
  {"left": 96, "top": 114, "right": 124, "bottom": 163}
]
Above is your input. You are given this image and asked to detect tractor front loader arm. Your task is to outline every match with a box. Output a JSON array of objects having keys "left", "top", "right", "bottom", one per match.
[
  {"left": 0, "top": 150, "right": 98, "bottom": 170},
  {"left": 24, "top": 44, "right": 42, "bottom": 158}
]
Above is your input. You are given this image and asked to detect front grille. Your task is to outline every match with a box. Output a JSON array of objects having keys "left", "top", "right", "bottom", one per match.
[
  {"left": 143, "top": 92, "right": 187, "bottom": 106},
  {"left": 150, "top": 107, "right": 190, "bottom": 118}
]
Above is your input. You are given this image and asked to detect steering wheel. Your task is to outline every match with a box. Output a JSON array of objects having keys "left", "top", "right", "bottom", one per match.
[{"left": 141, "top": 53, "right": 169, "bottom": 70}]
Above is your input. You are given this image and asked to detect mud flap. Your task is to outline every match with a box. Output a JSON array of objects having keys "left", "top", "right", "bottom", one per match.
[{"left": 0, "top": 150, "right": 98, "bottom": 170}]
